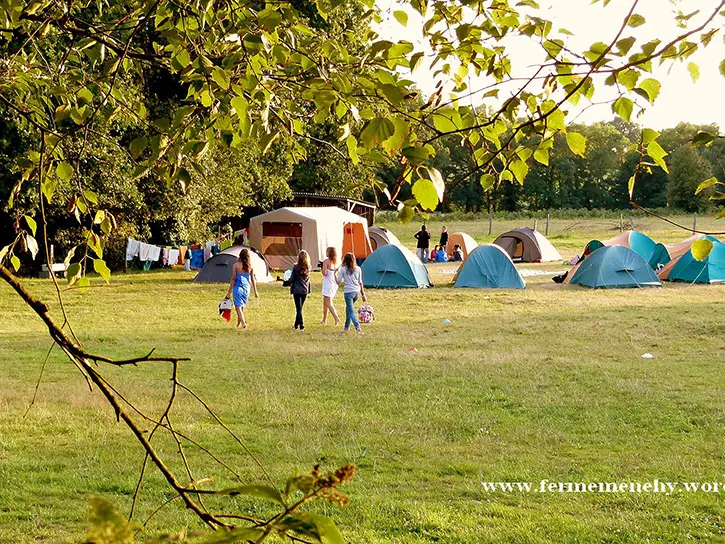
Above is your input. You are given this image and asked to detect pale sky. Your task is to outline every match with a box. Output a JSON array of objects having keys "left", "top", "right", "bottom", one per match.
[{"left": 375, "top": 0, "right": 725, "bottom": 130}]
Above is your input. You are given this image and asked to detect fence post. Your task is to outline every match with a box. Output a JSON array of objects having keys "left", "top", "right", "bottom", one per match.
[
  {"left": 533, "top": 219, "right": 538, "bottom": 231},
  {"left": 545, "top": 214, "right": 550, "bottom": 236},
  {"left": 488, "top": 213, "right": 493, "bottom": 236},
  {"left": 619, "top": 213, "right": 623, "bottom": 233},
  {"left": 693, "top": 212, "right": 697, "bottom": 233}
]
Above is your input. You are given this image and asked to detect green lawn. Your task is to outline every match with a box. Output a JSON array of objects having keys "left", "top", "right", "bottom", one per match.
[{"left": 2, "top": 217, "right": 725, "bottom": 543}]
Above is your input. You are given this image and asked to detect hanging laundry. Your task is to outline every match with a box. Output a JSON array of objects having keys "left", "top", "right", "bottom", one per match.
[
  {"left": 143, "top": 260, "right": 152, "bottom": 271},
  {"left": 162, "top": 248, "right": 169, "bottom": 266},
  {"left": 148, "top": 245, "right": 161, "bottom": 262},
  {"left": 168, "top": 249, "right": 180, "bottom": 265},
  {"left": 178, "top": 245, "right": 187, "bottom": 265},
  {"left": 126, "top": 239, "right": 141, "bottom": 261},
  {"left": 212, "top": 244, "right": 220, "bottom": 256},
  {"left": 139, "top": 242, "right": 151, "bottom": 261},
  {"left": 220, "top": 239, "right": 232, "bottom": 251},
  {"left": 203, "top": 241, "right": 213, "bottom": 263},
  {"left": 190, "top": 249, "right": 204, "bottom": 269}
]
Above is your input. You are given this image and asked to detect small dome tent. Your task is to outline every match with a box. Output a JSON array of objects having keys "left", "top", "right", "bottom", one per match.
[
  {"left": 602, "top": 230, "right": 670, "bottom": 270},
  {"left": 361, "top": 244, "right": 431, "bottom": 288},
  {"left": 658, "top": 236, "right": 725, "bottom": 284},
  {"left": 194, "top": 246, "right": 273, "bottom": 283},
  {"left": 493, "top": 227, "right": 561, "bottom": 262},
  {"left": 453, "top": 245, "right": 525, "bottom": 289},
  {"left": 568, "top": 246, "right": 661, "bottom": 288},
  {"left": 368, "top": 226, "right": 401, "bottom": 250},
  {"left": 446, "top": 232, "right": 478, "bottom": 260}
]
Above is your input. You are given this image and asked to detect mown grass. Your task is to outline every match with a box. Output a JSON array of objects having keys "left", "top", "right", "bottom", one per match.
[{"left": 1, "top": 218, "right": 725, "bottom": 543}]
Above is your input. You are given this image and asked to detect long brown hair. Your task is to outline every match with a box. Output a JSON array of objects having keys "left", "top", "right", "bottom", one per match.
[
  {"left": 326, "top": 246, "right": 338, "bottom": 265},
  {"left": 238, "top": 248, "right": 251, "bottom": 272},
  {"left": 296, "top": 250, "right": 310, "bottom": 276},
  {"left": 342, "top": 252, "right": 356, "bottom": 273}
]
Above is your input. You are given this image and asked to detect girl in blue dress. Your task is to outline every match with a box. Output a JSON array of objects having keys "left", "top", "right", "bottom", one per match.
[{"left": 225, "top": 248, "right": 258, "bottom": 328}]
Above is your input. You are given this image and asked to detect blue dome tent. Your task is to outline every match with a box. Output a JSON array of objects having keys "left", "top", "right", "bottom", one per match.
[
  {"left": 568, "top": 246, "right": 661, "bottom": 288},
  {"left": 361, "top": 244, "right": 431, "bottom": 288},
  {"left": 453, "top": 245, "right": 525, "bottom": 289}
]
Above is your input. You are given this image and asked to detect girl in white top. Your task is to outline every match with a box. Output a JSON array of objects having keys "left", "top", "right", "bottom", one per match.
[
  {"left": 336, "top": 252, "right": 366, "bottom": 334},
  {"left": 321, "top": 246, "right": 340, "bottom": 326}
]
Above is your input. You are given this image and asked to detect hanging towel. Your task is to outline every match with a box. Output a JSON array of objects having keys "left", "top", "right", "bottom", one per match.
[
  {"left": 190, "top": 249, "right": 205, "bottom": 269},
  {"left": 220, "top": 239, "right": 232, "bottom": 251},
  {"left": 168, "top": 249, "right": 180, "bottom": 265},
  {"left": 162, "top": 248, "right": 169, "bottom": 266},
  {"left": 139, "top": 242, "right": 151, "bottom": 261},
  {"left": 143, "top": 260, "right": 152, "bottom": 271},
  {"left": 203, "top": 241, "right": 213, "bottom": 263},
  {"left": 178, "top": 245, "right": 187, "bottom": 265},
  {"left": 212, "top": 244, "right": 220, "bottom": 256},
  {"left": 126, "top": 239, "right": 141, "bottom": 261},
  {"left": 148, "top": 245, "right": 161, "bottom": 261}
]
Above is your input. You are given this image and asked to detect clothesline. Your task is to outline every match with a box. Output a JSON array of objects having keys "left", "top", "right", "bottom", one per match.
[{"left": 126, "top": 233, "right": 239, "bottom": 270}]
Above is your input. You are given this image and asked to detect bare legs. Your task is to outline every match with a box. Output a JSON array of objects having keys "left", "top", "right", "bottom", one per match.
[
  {"left": 235, "top": 305, "right": 246, "bottom": 328},
  {"left": 321, "top": 296, "right": 340, "bottom": 325}
]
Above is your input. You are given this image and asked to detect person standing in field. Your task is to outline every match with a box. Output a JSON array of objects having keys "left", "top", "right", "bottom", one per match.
[
  {"left": 287, "top": 250, "right": 311, "bottom": 331},
  {"left": 337, "top": 252, "right": 366, "bottom": 334},
  {"left": 439, "top": 226, "right": 449, "bottom": 252},
  {"left": 414, "top": 224, "right": 431, "bottom": 263},
  {"left": 225, "top": 248, "right": 258, "bottom": 329},
  {"left": 321, "top": 246, "right": 340, "bottom": 326}
]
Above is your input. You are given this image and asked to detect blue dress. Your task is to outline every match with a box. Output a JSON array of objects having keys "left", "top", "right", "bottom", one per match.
[{"left": 233, "top": 272, "right": 251, "bottom": 307}]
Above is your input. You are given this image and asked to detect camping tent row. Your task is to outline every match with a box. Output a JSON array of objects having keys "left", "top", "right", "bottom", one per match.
[
  {"left": 249, "top": 207, "right": 373, "bottom": 269},
  {"left": 194, "top": 246, "right": 274, "bottom": 284},
  {"left": 493, "top": 227, "right": 562, "bottom": 262}
]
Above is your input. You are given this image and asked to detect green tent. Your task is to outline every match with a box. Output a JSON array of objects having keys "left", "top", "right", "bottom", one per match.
[
  {"left": 453, "top": 244, "right": 525, "bottom": 289},
  {"left": 659, "top": 236, "right": 725, "bottom": 283},
  {"left": 569, "top": 246, "right": 661, "bottom": 288},
  {"left": 361, "top": 244, "right": 431, "bottom": 288}
]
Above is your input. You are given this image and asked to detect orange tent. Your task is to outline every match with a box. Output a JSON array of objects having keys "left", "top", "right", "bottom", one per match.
[
  {"left": 342, "top": 221, "right": 373, "bottom": 259},
  {"left": 446, "top": 232, "right": 478, "bottom": 260}
]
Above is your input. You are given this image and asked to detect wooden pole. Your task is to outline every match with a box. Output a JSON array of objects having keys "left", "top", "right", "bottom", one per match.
[
  {"left": 693, "top": 212, "right": 697, "bottom": 233},
  {"left": 545, "top": 214, "right": 550, "bottom": 236},
  {"left": 488, "top": 213, "right": 493, "bottom": 236},
  {"left": 533, "top": 219, "right": 538, "bottom": 231},
  {"left": 619, "top": 213, "right": 623, "bottom": 233}
]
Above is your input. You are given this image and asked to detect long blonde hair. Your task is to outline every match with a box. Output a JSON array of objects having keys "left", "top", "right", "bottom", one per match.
[
  {"left": 342, "top": 252, "right": 356, "bottom": 273},
  {"left": 295, "top": 250, "right": 311, "bottom": 276},
  {"left": 326, "top": 246, "right": 338, "bottom": 265}
]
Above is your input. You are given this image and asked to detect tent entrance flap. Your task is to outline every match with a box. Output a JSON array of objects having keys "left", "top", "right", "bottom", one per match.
[
  {"left": 342, "top": 222, "right": 372, "bottom": 259},
  {"left": 261, "top": 222, "right": 303, "bottom": 265}
]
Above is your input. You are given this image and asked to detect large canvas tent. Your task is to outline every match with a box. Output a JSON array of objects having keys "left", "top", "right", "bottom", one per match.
[
  {"left": 601, "top": 230, "right": 670, "bottom": 269},
  {"left": 568, "top": 246, "right": 661, "bottom": 288},
  {"left": 453, "top": 244, "right": 525, "bottom": 289},
  {"left": 493, "top": 227, "right": 561, "bottom": 262},
  {"left": 446, "top": 232, "right": 478, "bottom": 260},
  {"left": 658, "top": 235, "right": 725, "bottom": 283},
  {"left": 193, "top": 246, "right": 273, "bottom": 283},
  {"left": 369, "top": 226, "right": 401, "bottom": 250},
  {"left": 361, "top": 244, "right": 431, "bottom": 288},
  {"left": 249, "top": 207, "right": 372, "bottom": 269}
]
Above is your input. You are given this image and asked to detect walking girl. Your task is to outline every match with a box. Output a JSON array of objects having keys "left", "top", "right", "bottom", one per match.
[
  {"left": 337, "top": 252, "right": 366, "bottom": 334},
  {"left": 225, "top": 248, "right": 258, "bottom": 328},
  {"left": 288, "top": 250, "right": 312, "bottom": 331},
  {"left": 321, "top": 247, "right": 340, "bottom": 325}
]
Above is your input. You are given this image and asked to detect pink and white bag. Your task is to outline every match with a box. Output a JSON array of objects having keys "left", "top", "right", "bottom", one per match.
[{"left": 358, "top": 304, "right": 374, "bottom": 324}]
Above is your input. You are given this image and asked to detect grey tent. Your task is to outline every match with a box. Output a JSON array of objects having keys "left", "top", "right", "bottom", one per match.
[
  {"left": 193, "top": 245, "right": 273, "bottom": 283},
  {"left": 493, "top": 227, "right": 562, "bottom": 262},
  {"left": 369, "top": 226, "right": 401, "bottom": 250}
]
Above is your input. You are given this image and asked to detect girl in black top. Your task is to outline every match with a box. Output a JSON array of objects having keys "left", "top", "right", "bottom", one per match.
[{"left": 288, "top": 250, "right": 311, "bottom": 331}]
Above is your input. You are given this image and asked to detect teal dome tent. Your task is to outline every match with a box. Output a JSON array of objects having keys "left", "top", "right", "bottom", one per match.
[
  {"left": 658, "top": 236, "right": 725, "bottom": 283},
  {"left": 453, "top": 244, "right": 525, "bottom": 289},
  {"left": 361, "top": 244, "right": 431, "bottom": 288},
  {"left": 569, "top": 246, "right": 661, "bottom": 288}
]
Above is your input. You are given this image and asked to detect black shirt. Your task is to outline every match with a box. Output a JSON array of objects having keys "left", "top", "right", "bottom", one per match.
[
  {"left": 439, "top": 231, "right": 449, "bottom": 246},
  {"left": 414, "top": 230, "right": 431, "bottom": 249},
  {"left": 288, "top": 266, "right": 311, "bottom": 295}
]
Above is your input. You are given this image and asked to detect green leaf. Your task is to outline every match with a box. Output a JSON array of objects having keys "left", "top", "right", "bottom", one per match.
[
  {"left": 66, "top": 262, "right": 81, "bottom": 284},
  {"left": 217, "top": 484, "right": 284, "bottom": 504},
  {"left": 627, "top": 14, "right": 645, "bottom": 27},
  {"left": 431, "top": 109, "right": 461, "bottom": 133},
  {"left": 24, "top": 215, "right": 37, "bottom": 235},
  {"left": 612, "top": 97, "right": 634, "bottom": 122},
  {"left": 534, "top": 147, "right": 550, "bottom": 166},
  {"left": 346, "top": 135, "right": 359, "bottom": 164},
  {"left": 687, "top": 62, "right": 700, "bottom": 83},
  {"left": 174, "top": 49, "right": 190, "bottom": 69},
  {"left": 565, "top": 132, "right": 587, "bottom": 157},
  {"left": 412, "top": 178, "right": 439, "bottom": 211},
  {"left": 93, "top": 258, "right": 111, "bottom": 283},
  {"left": 56, "top": 162, "right": 73, "bottom": 181},
  {"left": 719, "top": 59, "right": 725, "bottom": 78},
  {"left": 258, "top": 8, "right": 283, "bottom": 31},
  {"left": 77, "top": 87, "right": 94, "bottom": 105},
  {"left": 691, "top": 239, "right": 714, "bottom": 261},
  {"left": 509, "top": 159, "right": 529, "bottom": 184},
  {"left": 25, "top": 234, "right": 38, "bottom": 259},
  {"left": 696, "top": 176, "right": 721, "bottom": 195},
  {"left": 129, "top": 137, "right": 147, "bottom": 159},
  {"left": 211, "top": 67, "right": 230, "bottom": 90},
  {"left": 692, "top": 131, "right": 716, "bottom": 147},
  {"left": 393, "top": 10, "right": 408, "bottom": 26},
  {"left": 420, "top": 166, "right": 445, "bottom": 202},
  {"left": 636, "top": 78, "right": 661, "bottom": 103},
  {"left": 10, "top": 255, "right": 20, "bottom": 272},
  {"left": 100, "top": 217, "right": 112, "bottom": 236},
  {"left": 480, "top": 173, "right": 496, "bottom": 190},
  {"left": 298, "top": 513, "right": 345, "bottom": 544},
  {"left": 642, "top": 128, "right": 659, "bottom": 145},
  {"left": 84, "top": 189, "right": 99, "bottom": 205},
  {"left": 646, "top": 140, "right": 668, "bottom": 172},
  {"left": 359, "top": 118, "right": 395, "bottom": 149},
  {"left": 398, "top": 204, "right": 415, "bottom": 224},
  {"left": 402, "top": 146, "right": 430, "bottom": 165},
  {"left": 93, "top": 210, "right": 106, "bottom": 224},
  {"left": 628, "top": 175, "right": 636, "bottom": 199}
]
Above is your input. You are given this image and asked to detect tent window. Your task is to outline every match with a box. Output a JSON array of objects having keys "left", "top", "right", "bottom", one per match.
[{"left": 262, "top": 222, "right": 303, "bottom": 258}]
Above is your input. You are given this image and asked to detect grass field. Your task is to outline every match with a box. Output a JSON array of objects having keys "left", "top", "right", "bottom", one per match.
[{"left": 2, "top": 216, "right": 725, "bottom": 543}]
